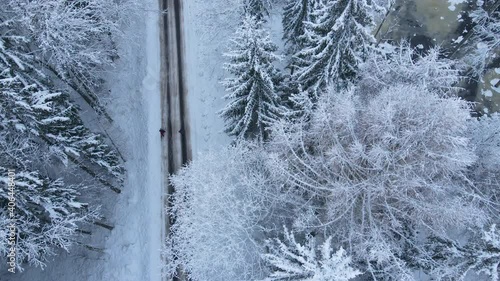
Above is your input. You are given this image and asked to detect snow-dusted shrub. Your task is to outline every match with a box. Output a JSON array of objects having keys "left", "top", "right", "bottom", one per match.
[
  {"left": 165, "top": 145, "right": 291, "bottom": 281},
  {"left": 269, "top": 82, "right": 486, "bottom": 278},
  {"left": 262, "top": 227, "right": 361, "bottom": 281}
]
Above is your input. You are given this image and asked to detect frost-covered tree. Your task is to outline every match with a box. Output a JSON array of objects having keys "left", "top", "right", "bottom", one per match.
[
  {"left": 165, "top": 145, "right": 292, "bottom": 281},
  {"left": 7, "top": 0, "right": 127, "bottom": 87},
  {"left": 467, "top": 114, "right": 500, "bottom": 217},
  {"left": 262, "top": 227, "right": 361, "bottom": 281},
  {"left": 271, "top": 46, "right": 486, "bottom": 279},
  {"left": 469, "top": 114, "right": 500, "bottom": 173},
  {"left": 461, "top": 0, "right": 500, "bottom": 78},
  {"left": 291, "top": 0, "right": 377, "bottom": 97},
  {"left": 219, "top": 16, "right": 284, "bottom": 142},
  {"left": 291, "top": 42, "right": 463, "bottom": 123},
  {"left": 245, "top": 0, "right": 272, "bottom": 20},
  {"left": 425, "top": 224, "right": 500, "bottom": 280},
  {"left": 269, "top": 80, "right": 486, "bottom": 278},
  {"left": 359, "top": 43, "right": 463, "bottom": 97}
]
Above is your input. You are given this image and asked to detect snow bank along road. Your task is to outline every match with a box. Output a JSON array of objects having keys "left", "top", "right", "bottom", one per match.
[{"left": 159, "top": 0, "right": 191, "bottom": 279}]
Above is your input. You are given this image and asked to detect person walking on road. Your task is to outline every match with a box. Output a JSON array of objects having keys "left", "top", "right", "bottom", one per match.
[{"left": 159, "top": 128, "right": 166, "bottom": 138}]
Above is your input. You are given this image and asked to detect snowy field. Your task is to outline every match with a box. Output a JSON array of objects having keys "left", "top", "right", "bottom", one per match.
[{"left": 1, "top": 0, "right": 163, "bottom": 280}]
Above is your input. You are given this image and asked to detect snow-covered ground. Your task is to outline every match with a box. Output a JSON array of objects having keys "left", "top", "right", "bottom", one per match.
[
  {"left": 182, "top": 0, "right": 238, "bottom": 155},
  {"left": 1, "top": 0, "right": 163, "bottom": 280}
]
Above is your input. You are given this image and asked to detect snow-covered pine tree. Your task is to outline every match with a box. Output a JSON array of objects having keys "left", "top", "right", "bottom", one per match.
[
  {"left": 262, "top": 227, "right": 361, "bottom": 281},
  {"left": 0, "top": 1, "right": 125, "bottom": 271},
  {"left": 4, "top": 0, "right": 137, "bottom": 120},
  {"left": 219, "top": 16, "right": 284, "bottom": 142},
  {"left": 291, "top": 0, "right": 376, "bottom": 98},
  {"left": 36, "top": 95, "right": 125, "bottom": 183},
  {"left": 244, "top": 0, "right": 272, "bottom": 20}
]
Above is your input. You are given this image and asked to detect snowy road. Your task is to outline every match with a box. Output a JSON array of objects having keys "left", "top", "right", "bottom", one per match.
[
  {"left": 160, "top": 0, "right": 191, "bottom": 172},
  {"left": 160, "top": 0, "right": 191, "bottom": 280}
]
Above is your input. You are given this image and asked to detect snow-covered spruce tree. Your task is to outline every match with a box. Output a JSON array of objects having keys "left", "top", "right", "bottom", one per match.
[
  {"left": 219, "top": 16, "right": 284, "bottom": 142},
  {"left": 262, "top": 227, "right": 361, "bottom": 281},
  {"left": 0, "top": 165, "right": 99, "bottom": 270},
  {"left": 290, "top": 0, "right": 377, "bottom": 97},
  {"left": 282, "top": 0, "right": 318, "bottom": 55},
  {"left": 244, "top": 0, "right": 272, "bottom": 20},
  {"left": 0, "top": 34, "right": 124, "bottom": 187},
  {"left": 165, "top": 145, "right": 293, "bottom": 281},
  {"left": 37, "top": 100, "right": 125, "bottom": 182},
  {"left": 0, "top": 125, "right": 99, "bottom": 270},
  {"left": 268, "top": 81, "right": 486, "bottom": 278},
  {"left": 424, "top": 224, "right": 500, "bottom": 280}
]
